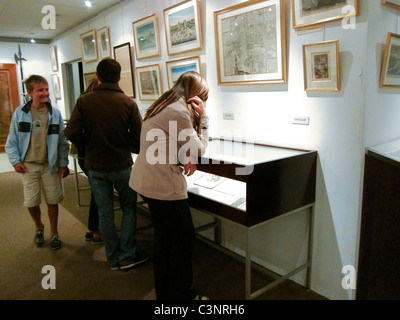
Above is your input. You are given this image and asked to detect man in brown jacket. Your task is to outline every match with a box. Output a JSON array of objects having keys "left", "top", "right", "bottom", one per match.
[{"left": 65, "top": 58, "right": 148, "bottom": 271}]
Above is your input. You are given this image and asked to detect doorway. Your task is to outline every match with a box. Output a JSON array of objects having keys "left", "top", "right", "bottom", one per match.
[{"left": 62, "top": 59, "right": 84, "bottom": 119}]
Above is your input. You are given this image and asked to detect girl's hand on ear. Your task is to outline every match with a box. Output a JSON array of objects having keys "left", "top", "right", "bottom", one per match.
[{"left": 187, "top": 96, "right": 206, "bottom": 116}]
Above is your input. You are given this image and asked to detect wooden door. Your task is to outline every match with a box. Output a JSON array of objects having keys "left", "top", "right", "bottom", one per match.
[{"left": 0, "top": 63, "right": 19, "bottom": 152}]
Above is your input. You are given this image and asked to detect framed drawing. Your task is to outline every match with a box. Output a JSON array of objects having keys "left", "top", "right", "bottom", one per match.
[
  {"left": 166, "top": 56, "right": 201, "bottom": 89},
  {"left": 83, "top": 72, "right": 97, "bottom": 88},
  {"left": 214, "top": 0, "right": 287, "bottom": 85},
  {"left": 132, "top": 14, "right": 161, "bottom": 59},
  {"left": 292, "top": 0, "right": 359, "bottom": 29},
  {"left": 380, "top": 33, "right": 400, "bottom": 88},
  {"left": 163, "top": 0, "right": 203, "bottom": 55},
  {"left": 51, "top": 74, "right": 61, "bottom": 99},
  {"left": 80, "top": 29, "right": 98, "bottom": 63},
  {"left": 382, "top": 0, "right": 400, "bottom": 9},
  {"left": 49, "top": 45, "right": 58, "bottom": 72},
  {"left": 113, "top": 42, "right": 135, "bottom": 98},
  {"left": 302, "top": 40, "right": 341, "bottom": 92},
  {"left": 136, "top": 64, "right": 163, "bottom": 101},
  {"left": 97, "top": 26, "right": 111, "bottom": 59}
]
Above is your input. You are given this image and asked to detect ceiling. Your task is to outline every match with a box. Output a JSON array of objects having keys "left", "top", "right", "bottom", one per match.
[{"left": 0, "top": 0, "right": 124, "bottom": 44}]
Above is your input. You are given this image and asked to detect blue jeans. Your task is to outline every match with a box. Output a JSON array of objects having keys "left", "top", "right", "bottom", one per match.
[{"left": 88, "top": 168, "right": 137, "bottom": 267}]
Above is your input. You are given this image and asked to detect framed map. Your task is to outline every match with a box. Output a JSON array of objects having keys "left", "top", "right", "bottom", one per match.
[
  {"left": 136, "top": 64, "right": 163, "bottom": 101},
  {"left": 113, "top": 42, "right": 135, "bottom": 98}
]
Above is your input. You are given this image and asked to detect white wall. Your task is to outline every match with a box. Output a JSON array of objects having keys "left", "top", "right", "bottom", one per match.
[{"left": 2, "top": 0, "right": 400, "bottom": 300}]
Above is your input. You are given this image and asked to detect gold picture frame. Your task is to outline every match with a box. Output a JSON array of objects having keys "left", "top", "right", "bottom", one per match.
[
  {"left": 113, "top": 42, "right": 135, "bottom": 98},
  {"left": 97, "top": 26, "right": 111, "bottom": 59},
  {"left": 163, "top": 0, "right": 203, "bottom": 55},
  {"left": 83, "top": 72, "right": 97, "bottom": 88},
  {"left": 382, "top": 0, "right": 400, "bottom": 9},
  {"left": 136, "top": 64, "right": 163, "bottom": 101},
  {"left": 79, "top": 29, "right": 98, "bottom": 63},
  {"left": 132, "top": 14, "right": 161, "bottom": 59},
  {"left": 302, "top": 40, "right": 341, "bottom": 92},
  {"left": 49, "top": 45, "right": 58, "bottom": 72},
  {"left": 214, "top": 0, "right": 287, "bottom": 85},
  {"left": 380, "top": 32, "right": 400, "bottom": 88},
  {"left": 291, "top": 0, "right": 359, "bottom": 29},
  {"left": 165, "top": 56, "right": 201, "bottom": 89}
]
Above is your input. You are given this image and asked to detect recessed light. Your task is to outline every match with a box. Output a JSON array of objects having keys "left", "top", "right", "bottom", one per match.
[
  {"left": 85, "top": 1, "right": 92, "bottom": 8},
  {"left": 30, "top": 39, "right": 36, "bottom": 43}
]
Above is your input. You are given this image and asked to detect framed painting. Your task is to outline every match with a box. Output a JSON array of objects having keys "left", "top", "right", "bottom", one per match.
[
  {"left": 97, "top": 26, "right": 111, "bottom": 59},
  {"left": 49, "top": 45, "right": 58, "bottom": 72},
  {"left": 214, "top": 0, "right": 287, "bottom": 85},
  {"left": 382, "top": 0, "right": 400, "bottom": 9},
  {"left": 51, "top": 74, "right": 61, "bottom": 99},
  {"left": 163, "top": 0, "right": 203, "bottom": 55},
  {"left": 302, "top": 40, "right": 341, "bottom": 92},
  {"left": 136, "top": 64, "right": 163, "bottom": 101},
  {"left": 165, "top": 56, "right": 201, "bottom": 89},
  {"left": 113, "top": 42, "right": 135, "bottom": 98},
  {"left": 132, "top": 14, "right": 161, "bottom": 59},
  {"left": 83, "top": 72, "right": 97, "bottom": 88},
  {"left": 291, "top": 0, "right": 359, "bottom": 29},
  {"left": 80, "top": 29, "right": 98, "bottom": 63},
  {"left": 380, "top": 33, "right": 400, "bottom": 88}
]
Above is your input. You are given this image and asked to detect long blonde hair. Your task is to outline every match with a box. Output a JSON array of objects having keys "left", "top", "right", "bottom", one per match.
[{"left": 144, "top": 71, "right": 208, "bottom": 130}]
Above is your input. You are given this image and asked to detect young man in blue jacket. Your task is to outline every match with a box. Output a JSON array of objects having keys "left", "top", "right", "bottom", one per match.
[{"left": 5, "top": 75, "right": 70, "bottom": 250}]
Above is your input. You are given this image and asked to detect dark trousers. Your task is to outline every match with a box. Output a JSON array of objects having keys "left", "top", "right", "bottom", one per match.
[{"left": 142, "top": 196, "right": 195, "bottom": 300}]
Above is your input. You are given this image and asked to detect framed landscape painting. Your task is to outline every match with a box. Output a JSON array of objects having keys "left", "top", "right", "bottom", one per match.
[
  {"left": 303, "top": 40, "right": 341, "bottom": 92},
  {"left": 382, "top": 0, "right": 400, "bottom": 9},
  {"left": 380, "top": 33, "right": 400, "bottom": 88},
  {"left": 97, "top": 26, "right": 111, "bottom": 59},
  {"left": 163, "top": 0, "right": 203, "bottom": 55},
  {"left": 165, "top": 56, "right": 201, "bottom": 89},
  {"left": 80, "top": 29, "right": 98, "bottom": 63},
  {"left": 132, "top": 14, "right": 161, "bottom": 59},
  {"left": 136, "top": 64, "right": 163, "bottom": 101}
]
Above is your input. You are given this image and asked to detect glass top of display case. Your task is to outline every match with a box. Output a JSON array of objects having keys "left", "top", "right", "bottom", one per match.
[{"left": 367, "top": 139, "right": 400, "bottom": 164}]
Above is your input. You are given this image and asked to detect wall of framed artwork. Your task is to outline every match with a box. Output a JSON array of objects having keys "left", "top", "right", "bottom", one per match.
[
  {"left": 292, "top": 0, "right": 359, "bottom": 29},
  {"left": 382, "top": 0, "right": 400, "bottom": 9},
  {"left": 165, "top": 56, "right": 201, "bottom": 89},
  {"left": 214, "top": 0, "right": 286, "bottom": 85},
  {"left": 49, "top": 45, "right": 58, "bottom": 72},
  {"left": 97, "top": 26, "right": 111, "bottom": 59},
  {"left": 132, "top": 14, "right": 161, "bottom": 59},
  {"left": 51, "top": 74, "right": 61, "bottom": 99},
  {"left": 80, "top": 29, "right": 98, "bottom": 63},
  {"left": 303, "top": 40, "right": 341, "bottom": 92},
  {"left": 83, "top": 72, "right": 97, "bottom": 88},
  {"left": 380, "top": 32, "right": 400, "bottom": 88},
  {"left": 163, "top": 0, "right": 203, "bottom": 55},
  {"left": 113, "top": 42, "right": 135, "bottom": 98},
  {"left": 136, "top": 64, "right": 163, "bottom": 101}
]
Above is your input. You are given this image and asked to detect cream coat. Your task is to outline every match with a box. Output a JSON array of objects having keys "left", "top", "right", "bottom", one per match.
[{"left": 129, "top": 98, "right": 209, "bottom": 200}]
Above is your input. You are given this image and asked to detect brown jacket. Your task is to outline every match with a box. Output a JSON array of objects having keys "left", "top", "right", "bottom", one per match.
[
  {"left": 65, "top": 83, "right": 142, "bottom": 172},
  {"left": 129, "top": 98, "right": 209, "bottom": 200}
]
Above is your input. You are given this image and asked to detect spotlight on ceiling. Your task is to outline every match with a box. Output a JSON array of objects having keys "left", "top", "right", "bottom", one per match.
[
  {"left": 30, "top": 39, "right": 36, "bottom": 43},
  {"left": 85, "top": 1, "right": 92, "bottom": 8}
]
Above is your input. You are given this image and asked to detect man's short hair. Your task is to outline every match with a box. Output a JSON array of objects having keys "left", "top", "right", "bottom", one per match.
[
  {"left": 24, "top": 75, "right": 48, "bottom": 92},
  {"left": 96, "top": 58, "right": 121, "bottom": 83}
]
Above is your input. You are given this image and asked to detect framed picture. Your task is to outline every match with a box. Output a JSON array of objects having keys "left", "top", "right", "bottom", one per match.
[
  {"left": 132, "top": 14, "right": 161, "bottom": 59},
  {"left": 163, "top": 0, "right": 203, "bottom": 55},
  {"left": 83, "top": 72, "right": 97, "bottom": 88},
  {"left": 165, "top": 56, "right": 201, "bottom": 89},
  {"left": 79, "top": 29, "right": 98, "bottom": 63},
  {"left": 136, "top": 64, "right": 163, "bottom": 101},
  {"left": 292, "top": 0, "right": 359, "bottom": 29},
  {"left": 49, "top": 45, "right": 58, "bottom": 72},
  {"left": 302, "top": 40, "right": 341, "bottom": 92},
  {"left": 382, "top": 0, "right": 400, "bottom": 9},
  {"left": 113, "top": 42, "right": 135, "bottom": 98},
  {"left": 97, "top": 26, "right": 111, "bottom": 59},
  {"left": 380, "top": 33, "right": 400, "bottom": 88},
  {"left": 51, "top": 74, "right": 61, "bottom": 99},
  {"left": 214, "top": 0, "right": 287, "bottom": 85}
]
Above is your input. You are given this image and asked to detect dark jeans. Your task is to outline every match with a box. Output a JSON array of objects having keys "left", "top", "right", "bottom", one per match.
[{"left": 141, "top": 196, "right": 195, "bottom": 300}]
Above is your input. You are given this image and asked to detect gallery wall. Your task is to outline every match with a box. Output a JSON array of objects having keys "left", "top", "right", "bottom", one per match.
[{"left": 1, "top": 0, "right": 400, "bottom": 300}]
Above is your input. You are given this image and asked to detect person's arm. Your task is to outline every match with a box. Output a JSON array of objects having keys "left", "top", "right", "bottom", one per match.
[
  {"left": 5, "top": 110, "right": 25, "bottom": 171},
  {"left": 129, "top": 101, "right": 143, "bottom": 154},
  {"left": 57, "top": 114, "right": 70, "bottom": 178},
  {"left": 64, "top": 99, "right": 84, "bottom": 147}
]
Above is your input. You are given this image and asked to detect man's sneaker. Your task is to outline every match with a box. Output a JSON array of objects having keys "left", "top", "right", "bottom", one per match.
[
  {"left": 110, "top": 264, "right": 120, "bottom": 271},
  {"left": 50, "top": 234, "right": 61, "bottom": 250},
  {"left": 34, "top": 230, "right": 44, "bottom": 247},
  {"left": 194, "top": 295, "right": 210, "bottom": 300},
  {"left": 120, "top": 253, "right": 150, "bottom": 271}
]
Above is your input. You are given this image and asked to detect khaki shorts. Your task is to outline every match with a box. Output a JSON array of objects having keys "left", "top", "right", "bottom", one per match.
[{"left": 22, "top": 162, "right": 63, "bottom": 207}]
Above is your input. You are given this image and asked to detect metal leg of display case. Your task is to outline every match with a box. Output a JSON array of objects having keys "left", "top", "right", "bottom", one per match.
[{"left": 72, "top": 156, "right": 90, "bottom": 207}]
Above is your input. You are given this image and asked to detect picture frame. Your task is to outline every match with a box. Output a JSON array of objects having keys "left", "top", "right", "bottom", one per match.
[
  {"left": 380, "top": 32, "right": 400, "bottom": 88},
  {"left": 136, "top": 64, "right": 163, "bottom": 101},
  {"left": 79, "top": 29, "right": 98, "bottom": 63},
  {"left": 382, "top": 0, "right": 400, "bottom": 9},
  {"left": 165, "top": 56, "right": 202, "bottom": 89},
  {"left": 302, "top": 40, "right": 341, "bottom": 92},
  {"left": 49, "top": 45, "right": 58, "bottom": 72},
  {"left": 51, "top": 74, "right": 61, "bottom": 99},
  {"left": 292, "top": 0, "right": 359, "bottom": 29},
  {"left": 83, "top": 72, "right": 97, "bottom": 88},
  {"left": 214, "top": 0, "right": 287, "bottom": 85},
  {"left": 97, "top": 26, "right": 111, "bottom": 59},
  {"left": 113, "top": 42, "right": 135, "bottom": 98},
  {"left": 163, "top": 0, "right": 203, "bottom": 55},
  {"left": 132, "top": 14, "right": 161, "bottom": 59}
]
